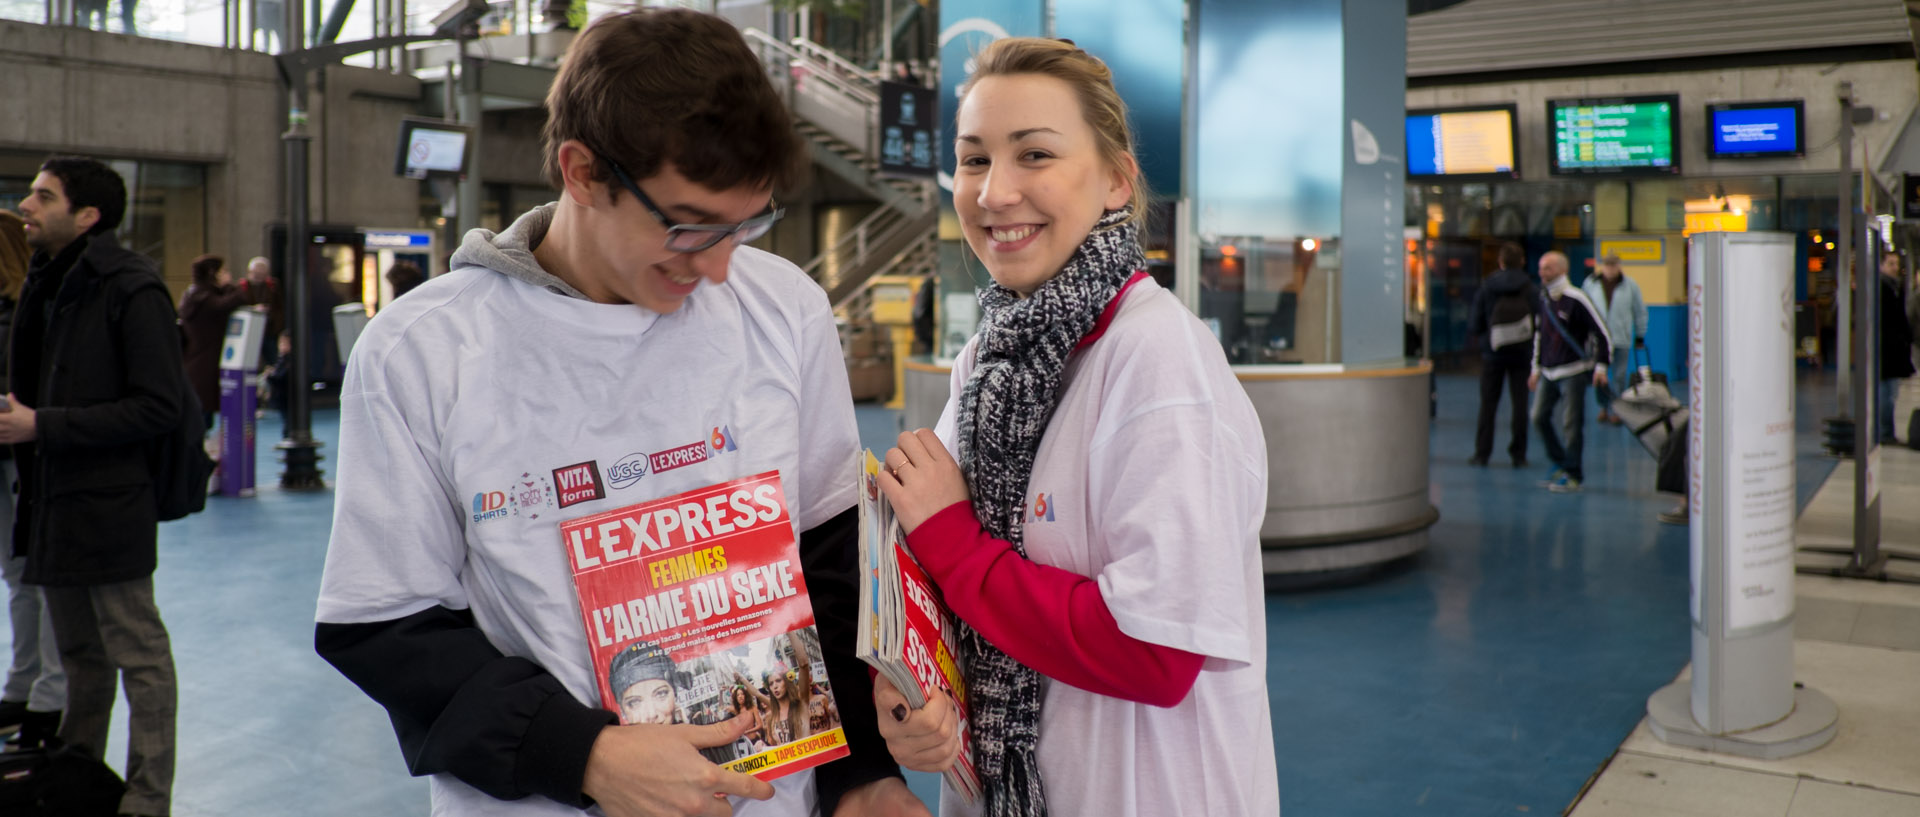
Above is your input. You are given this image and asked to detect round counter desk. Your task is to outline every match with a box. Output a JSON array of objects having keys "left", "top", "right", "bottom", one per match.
[{"left": 902, "top": 358, "right": 1436, "bottom": 583}]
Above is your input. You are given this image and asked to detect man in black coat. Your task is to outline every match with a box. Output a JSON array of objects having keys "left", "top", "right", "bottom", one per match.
[
  {"left": 3, "top": 156, "right": 182, "bottom": 817},
  {"left": 1467, "top": 242, "right": 1538, "bottom": 467},
  {"left": 1878, "top": 251, "right": 1916, "bottom": 444}
]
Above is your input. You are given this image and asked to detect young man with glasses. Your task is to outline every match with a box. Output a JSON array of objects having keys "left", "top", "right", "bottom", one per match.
[{"left": 315, "top": 9, "right": 923, "bottom": 817}]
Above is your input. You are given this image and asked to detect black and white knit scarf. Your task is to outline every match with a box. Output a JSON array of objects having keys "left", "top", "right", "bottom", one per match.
[{"left": 955, "top": 207, "right": 1144, "bottom": 817}]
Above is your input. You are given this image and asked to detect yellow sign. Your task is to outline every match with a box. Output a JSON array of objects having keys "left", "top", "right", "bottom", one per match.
[
  {"left": 1683, "top": 211, "right": 1749, "bottom": 237},
  {"left": 1598, "top": 238, "right": 1664, "bottom": 264}
]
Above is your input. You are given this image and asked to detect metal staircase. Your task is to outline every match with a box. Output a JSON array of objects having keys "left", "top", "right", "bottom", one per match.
[{"left": 742, "top": 28, "right": 938, "bottom": 311}]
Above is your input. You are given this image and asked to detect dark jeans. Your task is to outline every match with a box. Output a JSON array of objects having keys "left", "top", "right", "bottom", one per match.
[
  {"left": 46, "top": 576, "right": 176, "bottom": 816},
  {"left": 1475, "top": 353, "right": 1530, "bottom": 461},
  {"left": 1532, "top": 372, "right": 1590, "bottom": 482}
]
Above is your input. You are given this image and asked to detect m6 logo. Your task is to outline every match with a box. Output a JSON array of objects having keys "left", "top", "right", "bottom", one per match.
[{"left": 1031, "top": 493, "right": 1055, "bottom": 522}]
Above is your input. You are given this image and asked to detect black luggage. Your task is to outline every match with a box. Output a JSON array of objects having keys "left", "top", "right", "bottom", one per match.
[
  {"left": 0, "top": 744, "right": 127, "bottom": 817},
  {"left": 1909, "top": 408, "right": 1920, "bottom": 451}
]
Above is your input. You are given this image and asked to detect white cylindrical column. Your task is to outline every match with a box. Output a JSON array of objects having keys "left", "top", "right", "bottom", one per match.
[{"left": 1646, "top": 231, "right": 1836, "bottom": 759}]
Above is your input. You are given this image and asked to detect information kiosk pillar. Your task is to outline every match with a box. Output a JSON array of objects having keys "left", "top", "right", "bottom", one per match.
[{"left": 218, "top": 306, "right": 269, "bottom": 497}]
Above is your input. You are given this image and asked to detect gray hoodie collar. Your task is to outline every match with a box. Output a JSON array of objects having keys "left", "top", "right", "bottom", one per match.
[{"left": 447, "top": 203, "right": 590, "bottom": 300}]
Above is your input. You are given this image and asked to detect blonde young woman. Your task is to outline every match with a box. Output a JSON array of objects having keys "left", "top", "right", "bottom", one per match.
[{"left": 871, "top": 37, "right": 1279, "bottom": 817}]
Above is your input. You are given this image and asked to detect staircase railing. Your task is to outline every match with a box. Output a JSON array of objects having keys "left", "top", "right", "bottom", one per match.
[
  {"left": 790, "top": 36, "right": 881, "bottom": 86},
  {"left": 742, "top": 28, "right": 879, "bottom": 156},
  {"left": 805, "top": 196, "right": 938, "bottom": 308}
]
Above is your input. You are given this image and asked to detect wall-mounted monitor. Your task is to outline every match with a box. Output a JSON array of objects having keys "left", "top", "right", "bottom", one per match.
[
  {"left": 1406, "top": 104, "right": 1521, "bottom": 181},
  {"left": 1705, "top": 100, "right": 1804, "bottom": 159},
  {"left": 1547, "top": 94, "right": 1681, "bottom": 176},
  {"left": 394, "top": 119, "right": 473, "bottom": 179}
]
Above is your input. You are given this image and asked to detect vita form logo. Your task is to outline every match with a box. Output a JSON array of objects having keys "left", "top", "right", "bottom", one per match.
[
  {"left": 553, "top": 461, "right": 607, "bottom": 509},
  {"left": 1030, "top": 493, "right": 1055, "bottom": 522}
]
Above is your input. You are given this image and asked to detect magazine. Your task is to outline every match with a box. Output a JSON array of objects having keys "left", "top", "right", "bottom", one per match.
[
  {"left": 561, "top": 471, "right": 849, "bottom": 780},
  {"left": 857, "top": 451, "right": 981, "bottom": 803}
]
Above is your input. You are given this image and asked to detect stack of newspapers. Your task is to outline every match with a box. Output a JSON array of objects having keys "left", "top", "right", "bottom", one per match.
[{"left": 855, "top": 451, "right": 981, "bottom": 804}]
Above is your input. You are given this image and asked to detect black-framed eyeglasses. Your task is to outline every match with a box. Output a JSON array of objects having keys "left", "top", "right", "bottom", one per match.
[{"left": 599, "top": 155, "right": 784, "bottom": 253}]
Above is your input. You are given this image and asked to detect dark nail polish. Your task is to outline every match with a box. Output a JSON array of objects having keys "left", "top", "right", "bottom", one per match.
[{"left": 891, "top": 704, "right": 907, "bottom": 722}]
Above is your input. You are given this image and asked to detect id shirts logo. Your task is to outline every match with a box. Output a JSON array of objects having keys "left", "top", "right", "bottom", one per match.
[{"left": 472, "top": 491, "right": 509, "bottom": 523}]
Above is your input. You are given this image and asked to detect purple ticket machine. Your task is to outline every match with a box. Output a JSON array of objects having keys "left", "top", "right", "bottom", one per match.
[{"left": 218, "top": 306, "right": 268, "bottom": 496}]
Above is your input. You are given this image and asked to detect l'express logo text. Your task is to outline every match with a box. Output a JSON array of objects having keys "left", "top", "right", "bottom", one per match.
[{"left": 567, "top": 482, "right": 786, "bottom": 570}]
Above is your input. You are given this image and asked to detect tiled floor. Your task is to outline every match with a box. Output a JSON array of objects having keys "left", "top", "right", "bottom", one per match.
[
  {"left": 6, "top": 370, "right": 1914, "bottom": 816},
  {"left": 1570, "top": 378, "right": 1920, "bottom": 817}
]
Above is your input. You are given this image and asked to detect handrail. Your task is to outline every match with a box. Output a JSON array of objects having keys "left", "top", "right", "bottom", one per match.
[
  {"left": 790, "top": 37, "right": 880, "bottom": 86},
  {"left": 832, "top": 236, "right": 937, "bottom": 312},
  {"left": 803, "top": 199, "right": 914, "bottom": 284},
  {"left": 741, "top": 28, "right": 878, "bottom": 106}
]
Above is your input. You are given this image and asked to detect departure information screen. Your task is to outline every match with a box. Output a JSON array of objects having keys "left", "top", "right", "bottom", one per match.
[
  {"left": 1707, "top": 102, "right": 1802, "bottom": 158},
  {"left": 1406, "top": 107, "right": 1518, "bottom": 178},
  {"left": 1549, "top": 96, "right": 1680, "bottom": 175}
]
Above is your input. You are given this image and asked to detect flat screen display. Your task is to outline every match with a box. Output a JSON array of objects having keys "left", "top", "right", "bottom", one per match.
[
  {"left": 1548, "top": 95, "right": 1681, "bottom": 176},
  {"left": 1706, "top": 100, "right": 1804, "bottom": 159},
  {"left": 1406, "top": 105, "right": 1520, "bottom": 180},
  {"left": 395, "top": 120, "right": 471, "bottom": 178}
]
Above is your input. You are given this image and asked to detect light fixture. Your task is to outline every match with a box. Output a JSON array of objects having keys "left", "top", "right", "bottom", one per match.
[
  {"left": 1220, "top": 244, "right": 1237, "bottom": 257},
  {"left": 1302, "top": 238, "right": 1319, "bottom": 252},
  {"left": 1826, "top": 241, "right": 1836, "bottom": 250}
]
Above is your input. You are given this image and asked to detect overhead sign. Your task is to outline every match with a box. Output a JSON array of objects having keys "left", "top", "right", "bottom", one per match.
[{"left": 1598, "top": 237, "right": 1665, "bottom": 264}]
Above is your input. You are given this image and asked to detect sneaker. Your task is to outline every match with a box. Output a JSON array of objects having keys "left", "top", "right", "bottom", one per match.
[
  {"left": 1547, "top": 475, "right": 1583, "bottom": 493},
  {"left": 1657, "top": 505, "right": 1689, "bottom": 525},
  {"left": 1536, "top": 468, "right": 1567, "bottom": 487},
  {"left": 1468, "top": 456, "right": 1489, "bottom": 467}
]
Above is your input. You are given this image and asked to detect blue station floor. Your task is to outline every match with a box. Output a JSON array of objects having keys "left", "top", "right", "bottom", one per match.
[{"left": 4, "top": 370, "right": 1857, "bottom": 816}]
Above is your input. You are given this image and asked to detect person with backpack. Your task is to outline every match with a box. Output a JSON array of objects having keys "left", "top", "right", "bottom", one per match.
[
  {"left": 1468, "top": 242, "right": 1539, "bottom": 467},
  {"left": 1529, "top": 251, "right": 1613, "bottom": 494},
  {"left": 1580, "top": 252, "right": 1648, "bottom": 426},
  {"left": 0, "top": 156, "right": 184, "bottom": 817}
]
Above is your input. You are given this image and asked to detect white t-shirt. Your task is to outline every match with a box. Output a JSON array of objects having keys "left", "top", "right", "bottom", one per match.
[
  {"left": 315, "top": 246, "right": 858, "bottom": 817},
  {"left": 932, "top": 284, "right": 1280, "bottom": 817}
]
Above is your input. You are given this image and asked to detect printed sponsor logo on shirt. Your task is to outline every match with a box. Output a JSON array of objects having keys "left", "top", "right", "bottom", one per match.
[
  {"left": 553, "top": 461, "right": 607, "bottom": 508},
  {"left": 709, "top": 424, "right": 739, "bottom": 454},
  {"left": 471, "top": 491, "right": 509, "bottom": 524},
  {"left": 515, "top": 473, "right": 556, "bottom": 518},
  {"left": 650, "top": 442, "right": 709, "bottom": 474},
  {"left": 1030, "top": 493, "right": 1055, "bottom": 522},
  {"left": 607, "top": 453, "right": 651, "bottom": 490}
]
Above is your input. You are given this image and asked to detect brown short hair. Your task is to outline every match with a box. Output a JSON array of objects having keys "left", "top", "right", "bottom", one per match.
[
  {"left": 1497, "top": 242, "right": 1525, "bottom": 272},
  {"left": 542, "top": 9, "right": 803, "bottom": 196},
  {"left": 191, "top": 254, "right": 225, "bottom": 287},
  {"left": 958, "top": 38, "right": 1149, "bottom": 222}
]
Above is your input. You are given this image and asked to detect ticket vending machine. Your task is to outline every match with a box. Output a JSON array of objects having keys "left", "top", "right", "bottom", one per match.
[{"left": 218, "top": 306, "right": 269, "bottom": 496}]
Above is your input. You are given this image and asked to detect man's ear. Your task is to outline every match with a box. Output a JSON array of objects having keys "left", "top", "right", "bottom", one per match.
[
  {"left": 557, "top": 141, "right": 605, "bottom": 208},
  {"left": 72, "top": 206, "right": 100, "bottom": 235}
]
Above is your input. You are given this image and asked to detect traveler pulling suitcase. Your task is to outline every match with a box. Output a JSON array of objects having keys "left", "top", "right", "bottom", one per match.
[{"left": 1609, "top": 344, "right": 1687, "bottom": 459}]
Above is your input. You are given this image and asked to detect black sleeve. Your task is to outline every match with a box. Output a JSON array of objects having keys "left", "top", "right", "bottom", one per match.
[
  {"left": 36, "top": 285, "right": 183, "bottom": 451},
  {"left": 314, "top": 607, "right": 617, "bottom": 806},
  {"left": 800, "top": 504, "right": 905, "bottom": 815},
  {"left": 1467, "top": 284, "right": 1489, "bottom": 338}
]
